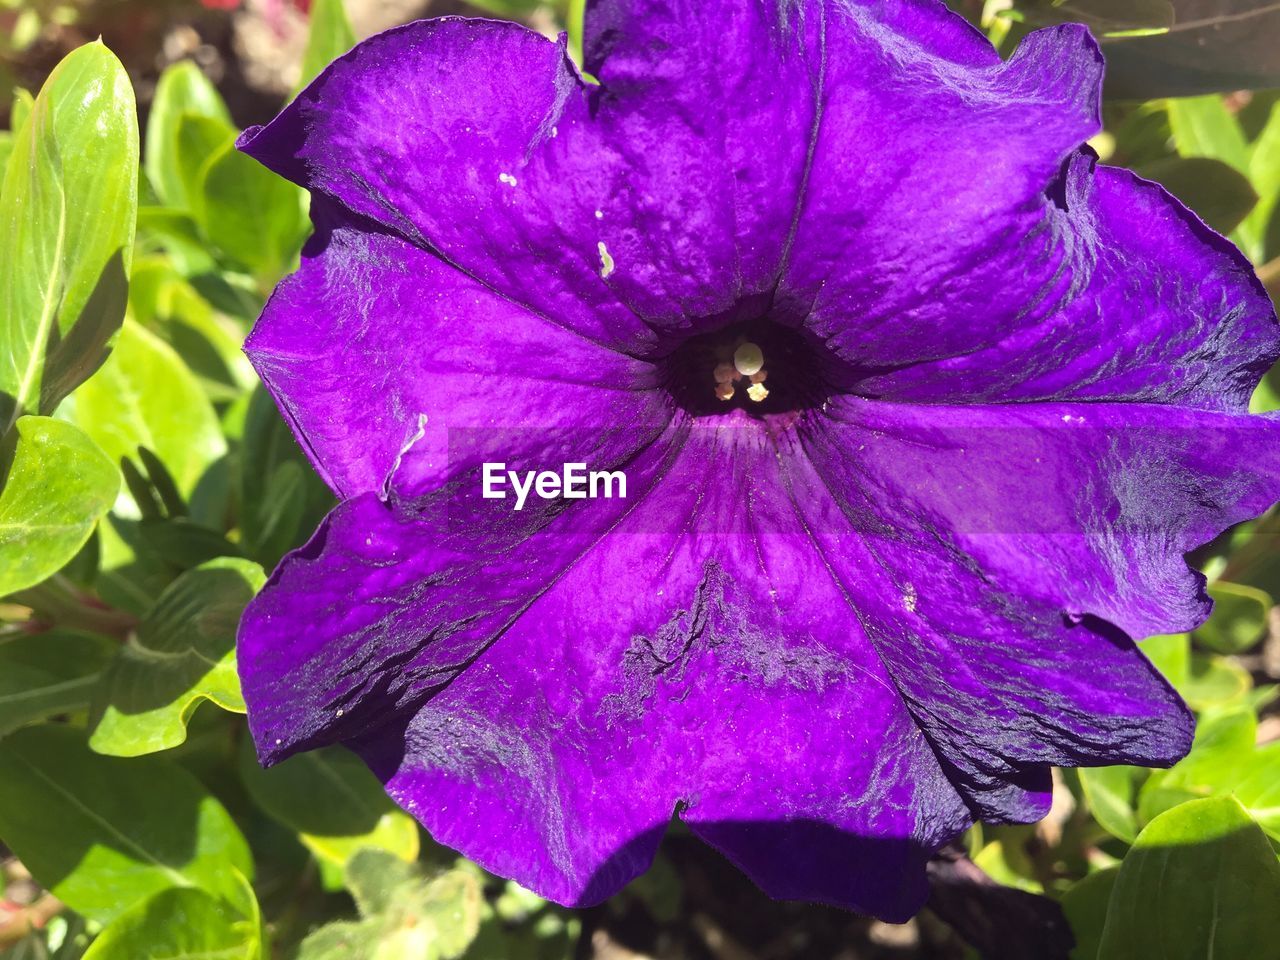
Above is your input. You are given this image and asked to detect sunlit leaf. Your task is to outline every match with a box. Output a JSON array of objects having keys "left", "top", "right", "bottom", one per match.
[
  {"left": 89, "top": 558, "right": 265, "bottom": 757},
  {"left": 0, "top": 724, "right": 253, "bottom": 924},
  {"left": 145, "top": 61, "right": 231, "bottom": 210},
  {"left": 82, "top": 871, "right": 261, "bottom": 960},
  {"left": 72, "top": 319, "right": 226, "bottom": 496},
  {"left": 199, "top": 139, "right": 307, "bottom": 285},
  {"left": 0, "top": 42, "right": 138, "bottom": 434},
  {"left": 1079, "top": 766, "right": 1142, "bottom": 844},
  {"left": 298, "top": 0, "right": 357, "bottom": 93},
  {"left": 0, "top": 416, "right": 117, "bottom": 596},
  {"left": 1098, "top": 796, "right": 1280, "bottom": 959},
  {"left": 297, "top": 850, "right": 483, "bottom": 960},
  {"left": 1195, "top": 580, "right": 1270, "bottom": 654}
]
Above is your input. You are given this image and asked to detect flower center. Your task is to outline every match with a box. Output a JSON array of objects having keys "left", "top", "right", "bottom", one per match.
[
  {"left": 713, "top": 341, "right": 770, "bottom": 404},
  {"left": 661, "top": 320, "right": 832, "bottom": 421}
]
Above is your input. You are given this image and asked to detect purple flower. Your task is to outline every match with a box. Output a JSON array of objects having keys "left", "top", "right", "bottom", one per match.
[{"left": 236, "top": 0, "right": 1280, "bottom": 920}]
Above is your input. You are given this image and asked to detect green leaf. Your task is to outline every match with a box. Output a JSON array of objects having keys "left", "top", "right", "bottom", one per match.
[
  {"left": 1098, "top": 796, "right": 1280, "bottom": 960},
  {"left": 298, "top": 0, "right": 356, "bottom": 92},
  {"left": 1137, "top": 707, "right": 1257, "bottom": 823},
  {"left": 1235, "top": 740, "right": 1280, "bottom": 841},
  {"left": 297, "top": 851, "right": 483, "bottom": 960},
  {"left": 295, "top": 921, "right": 369, "bottom": 960},
  {"left": 0, "top": 724, "right": 253, "bottom": 924},
  {"left": 1134, "top": 156, "right": 1259, "bottom": 235},
  {"left": 173, "top": 113, "right": 236, "bottom": 219},
  {"left": 137, "top": 517, "right": 240, "bottom": 569},
  {"left": 1195, "top": 580, "right": 1271, "bottom": 653},
  {"left": 1245, "top": 99, "right": 1280, "bottom": 263},
  {"left": 1180, "top": 651, "right": 1252, "bottom": 710},
  {"left": 238, "top": 740, "right": 419, "bottom": 873},
  {"left": 0, "top": 416, "right": 118, "bottom": 596},
  {"left": 1167, "top": 94, "right": 1271, "bottom": 254},
  {"left": 0, "top": 631, "right": 114, "bottom": 735},
  {"left": 1163, "top": 707, "right": 1256, "bottom": 790},
  {"left": 83, "top": 873, "right": 261, "bottom": 960},
  {"left": 972, "top": 829, "right": 1042, "bottom": 893},
  {"left": 129, "top": 258, "right": 256, "bottom": 401},
  {"left": 1167, "top": 95, "right": 1251, "bottom": 173},
  {"left": 1145, "top": 634, "right": 1252, "bottom": 709},
  {"left": 135, "top": 207, "right": 218, "bottom": 278},
  {"left": 1139, "top": 633, "right": 1190, "bottom": 687},
  {"left": 239, "top": 386, "right": 334, "bottom": 567},
  {"left": 89, "top": 558, "right": 265, "bottom": 757},
  {"left": 1245, "top": 361, "right": 1270, "bottom": 410},
  {"left": 10, "top": 88, "right": 35, "bottom": 135},
  {"left": 1061, "top": 867, "right": 1119, "bottom": 960},
  {"left": 1135, "top": 707, "right": 1280, "bottom": 838},
  {"left": 1079, "top": 766, "right": 1142, "bottom": 843},
  {"left": 566, "top": 0, "right": 586, "bottom": 68},
  {"left": 199, "top": 139, "right": 307, "bottom": 283},
  {"left": 344, "top": 848, "right": 420, "bottom": 917},
  {"left": 72, "top": 319, "right": 226, "bottom": 496},
  {"left": 0, "top": 42, "right": 138, "bottom": 434},
  {"left": 144, "top": 61, "right": 231, "bottom": 210}
]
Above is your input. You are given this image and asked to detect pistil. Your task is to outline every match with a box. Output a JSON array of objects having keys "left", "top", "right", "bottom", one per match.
[{"left": 715, "top": 341, "right": 770, "bottom": 402}]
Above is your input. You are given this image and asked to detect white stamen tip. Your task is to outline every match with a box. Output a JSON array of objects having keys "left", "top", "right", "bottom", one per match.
[
  {"left": 733, "top": 342, "right": 765, "bottom": 377},
  {"left": 746, "top": 382, "right": 769, "bottom": 403}
]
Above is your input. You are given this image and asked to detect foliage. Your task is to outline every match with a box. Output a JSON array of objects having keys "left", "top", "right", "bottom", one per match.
[{"left": 0, "top": 1, "right": 1279, "bottom": 958}]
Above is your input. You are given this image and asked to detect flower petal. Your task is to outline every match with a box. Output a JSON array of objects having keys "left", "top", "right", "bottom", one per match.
[
  {"left": 852, "top": 155, "right": 1280, "bottom": 411},
  {"left": 578, "top": 0, "right": 823, "bottom": 325},
  {"left": 778, "top": 18, "right": 1107, "bottom": 363},
  {"left": 237, "top": 422, "right": 680, "bottom": 763},
  {"left": 242, "top": 415, "right": 973, "bottom": 919},
  {"left": 239, "top": 19, "right": 655, "bottom": 351},
  {"left": 245, "top": 205, "right": 666, "bottom": 499},
  {"left": 790, "top": 398, "right": 1280, "bottom": 815},
  {"left": 238, "top": 12, "right": 825, "bottom": 342}
]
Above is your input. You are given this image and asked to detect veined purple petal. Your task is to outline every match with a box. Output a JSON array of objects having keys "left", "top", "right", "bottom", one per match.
[
  {"left": 245, "top": 204, "right": 667, "bottom": 498},
  {"left": 239, "top": 19, "right": 653, "bottom": 352},
  {"left": 238, "top": 419, "right": 681, "bottom": 763},
  {"left": 777, "top": 16, "right": 1103, "bottom": 336},
  {"left": 249, "top": 414, "right": 973, "bottom": 918},
  {"left": 849, "top": 154, "right": 1280, "bottom": 411}
]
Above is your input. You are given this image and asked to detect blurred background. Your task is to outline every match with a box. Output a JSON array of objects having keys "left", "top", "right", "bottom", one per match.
[{"left": 1, "top": 2, "right": 1278, "bottom": 960}]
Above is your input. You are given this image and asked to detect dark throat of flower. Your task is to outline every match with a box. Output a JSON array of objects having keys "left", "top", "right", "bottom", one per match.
[{"left": 660, "top": 319, "right": 836, "bottom": 424}]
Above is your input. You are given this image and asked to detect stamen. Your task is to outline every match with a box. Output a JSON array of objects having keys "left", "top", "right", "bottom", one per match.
[
  {"left": 715, "top": 382, "right": 735, "bottom": 402},
  {"left": 713, "top": 362, "right": 737, "bottom": 384},
  {"left": 733, "top": 342, "right": 765, "bottom": 377},
  {"left": 747, "top": 382, "right": 769, "bottom": 403}
]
